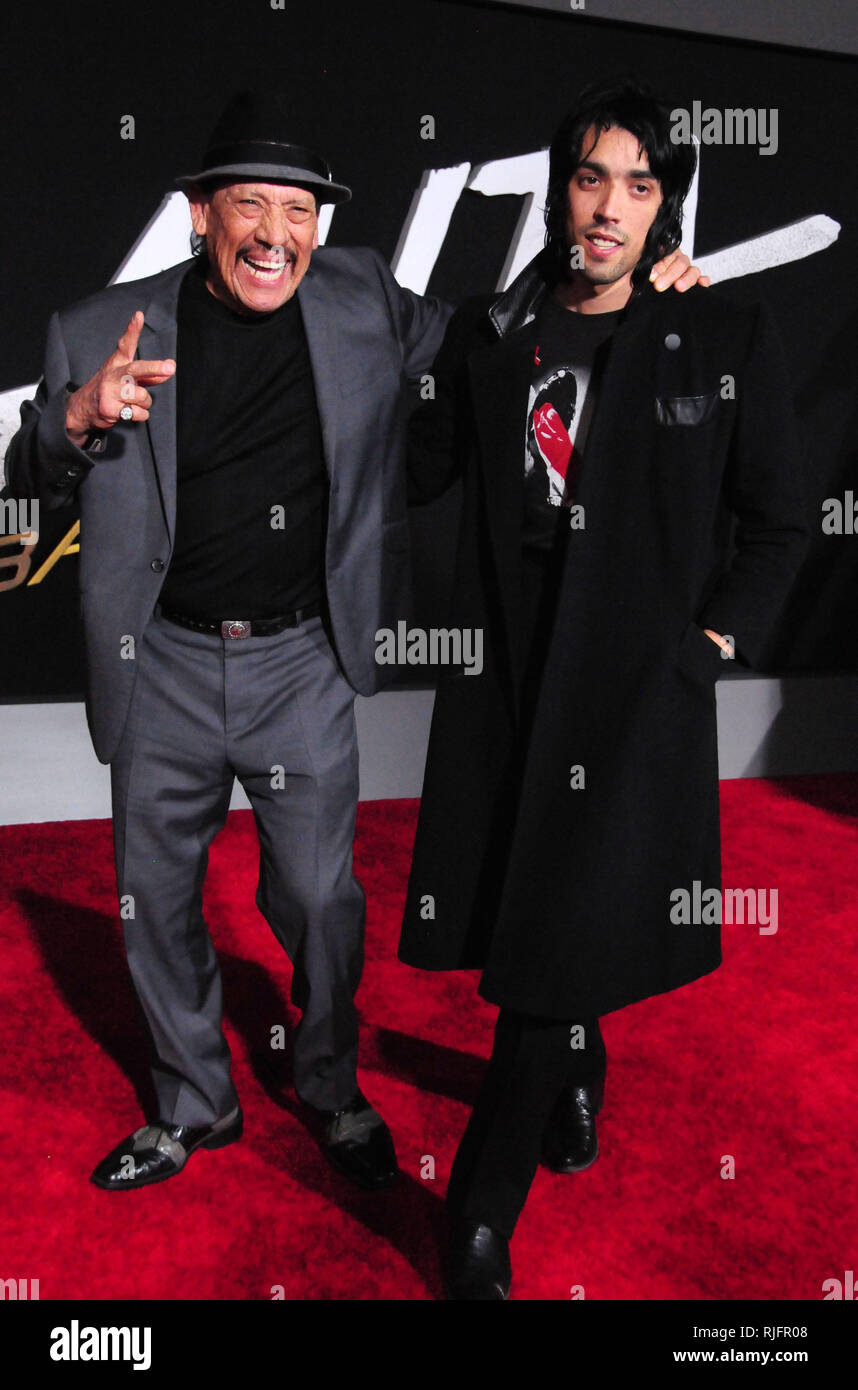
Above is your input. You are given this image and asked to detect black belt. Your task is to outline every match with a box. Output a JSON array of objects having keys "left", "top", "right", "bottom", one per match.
[{"left": 159, "top": 601, "right": 321, "bottom": 639}]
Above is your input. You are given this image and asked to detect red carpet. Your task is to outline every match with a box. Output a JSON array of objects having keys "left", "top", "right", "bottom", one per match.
[{"left": 1, "top": 776, "right": 856, "bottom": 1301}]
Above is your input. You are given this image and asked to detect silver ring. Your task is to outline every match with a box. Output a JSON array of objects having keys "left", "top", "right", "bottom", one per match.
[{"left": 119, "top": 404, "right": 134, "bottom": 421}]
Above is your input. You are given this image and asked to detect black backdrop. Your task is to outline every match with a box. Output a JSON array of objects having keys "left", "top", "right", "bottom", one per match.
[{"left": 1, "top": 0, "right": 856, "bottom": 698}]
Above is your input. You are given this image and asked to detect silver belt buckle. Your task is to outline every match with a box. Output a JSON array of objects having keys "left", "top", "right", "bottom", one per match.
[{"left": 222, "top": 619, "right": 251, "bottom": 640}]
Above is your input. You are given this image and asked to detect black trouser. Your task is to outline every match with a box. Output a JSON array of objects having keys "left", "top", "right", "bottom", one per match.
[
  {"left": 446, "top": 1010, "right": 606, "bottom": 1239},
  {"left": 447, "top": 539, "right": 605, "bottom": 1240}
]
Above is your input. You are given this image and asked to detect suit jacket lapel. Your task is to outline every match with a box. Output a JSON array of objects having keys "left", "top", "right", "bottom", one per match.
[
  {"left": 136, "top": 256, "right": 341, "bottom": 553},
  {"left": 139, "top": 261, "right": 189, "bottom": 548},
  {"left": 297, "top": 265, "right": 339, "bottom": 482}
]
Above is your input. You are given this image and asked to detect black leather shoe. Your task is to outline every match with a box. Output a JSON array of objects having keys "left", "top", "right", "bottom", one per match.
[
  {"left": 542, "top": 1075, "right": 604, "bottom": 1173},
  {"left": 90, "top": 1107, "right": 243, "bottom": 1190},
  {"left": 318, "top": 1091, "right": 398, "bottom": 1190},
  {"left": 444, "top": 1218, "right": 511, "bottom": 1300}
]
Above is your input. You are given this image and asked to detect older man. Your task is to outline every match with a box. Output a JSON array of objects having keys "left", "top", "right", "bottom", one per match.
[
  {"left": 6, "top": 90, "right": 702, "bottom": 1199},
  {"left": 6, "top": 92, "right": 454, "bottom": 1191}
]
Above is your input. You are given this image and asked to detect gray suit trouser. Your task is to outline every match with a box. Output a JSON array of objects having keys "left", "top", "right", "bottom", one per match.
[{"left": 109, "top": 606, "right": 365, "bottom": 1124}]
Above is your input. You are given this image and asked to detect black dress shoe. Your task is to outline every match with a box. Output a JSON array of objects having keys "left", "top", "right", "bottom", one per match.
[
  {"left": 318, "top": 1091, "right": 398, "bottom": 1190},
  {"left": 90, "top": 1107, "right": 243, "bottom": 1190},
  {"left": 542, "top": 1075, "right": 604, "bottom": 1173},
  {"left": 444, "top": 1218, "right": 511, "bottom": 1300}
]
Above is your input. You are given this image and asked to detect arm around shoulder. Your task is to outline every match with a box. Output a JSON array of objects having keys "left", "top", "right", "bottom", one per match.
[
  {"left": 407, "top": 298, "right": 488, "bottom": 506},
  {"left": 368, "top": 248, "right": 453, "bottom": 383}
]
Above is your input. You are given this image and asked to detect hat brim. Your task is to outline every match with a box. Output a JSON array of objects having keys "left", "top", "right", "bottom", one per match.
[{"left": 174, "top": 162, "right": 352, "bottom": 204}]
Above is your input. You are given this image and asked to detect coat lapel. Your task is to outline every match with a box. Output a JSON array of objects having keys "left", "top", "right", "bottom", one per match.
[
  {"left": 571, "top": 283, "right": 657, "bottom": 504},
  {"left": 468, "top": 318, "right": 541, "bottom": 698},
  {"left": 467, "top": 260, "right": 659, "bottom": 704}
]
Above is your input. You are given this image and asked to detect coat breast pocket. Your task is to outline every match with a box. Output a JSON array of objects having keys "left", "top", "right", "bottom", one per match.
[{"left": 655, "top": 389, "right": 720, "bottom": 428}]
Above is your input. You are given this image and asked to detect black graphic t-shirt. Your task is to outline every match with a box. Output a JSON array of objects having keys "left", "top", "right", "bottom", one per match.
[{"left": 523, "top": 297, "right": 622, "bottom": 552}]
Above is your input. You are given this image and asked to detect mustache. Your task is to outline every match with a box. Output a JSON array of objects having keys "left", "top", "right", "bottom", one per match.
[{"left": 237, "top": 246, "right": 296, "bottom": 265}]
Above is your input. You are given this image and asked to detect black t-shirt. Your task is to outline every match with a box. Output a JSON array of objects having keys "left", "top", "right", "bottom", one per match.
[
  {"left": 158, "top": 258, "right": 328, "bottom": 621},
  {"left": 523, "top": 296, "right": 621, "bottom": 552}
]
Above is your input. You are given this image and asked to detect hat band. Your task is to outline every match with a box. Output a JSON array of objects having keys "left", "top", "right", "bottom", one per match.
[{"left": 202, "top": 139, "right": 332, "bottom": 181}]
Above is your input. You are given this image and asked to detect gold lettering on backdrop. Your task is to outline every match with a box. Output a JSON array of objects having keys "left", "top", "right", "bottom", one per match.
[
  {"left": 0, "top": 531, "right": 39, "bottom": 591},
  {"left": 26, "top": 521, "right": 80, "bottom": 586}
]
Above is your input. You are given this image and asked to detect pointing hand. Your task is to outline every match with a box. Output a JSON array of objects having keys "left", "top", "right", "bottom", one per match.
[{"left": 65, "top": 311, "right": 175, "bottom": 444}]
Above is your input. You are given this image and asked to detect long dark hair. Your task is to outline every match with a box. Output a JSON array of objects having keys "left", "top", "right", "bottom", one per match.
[{"left": 544, "top": 74, "right": 696, "bottom": 290}]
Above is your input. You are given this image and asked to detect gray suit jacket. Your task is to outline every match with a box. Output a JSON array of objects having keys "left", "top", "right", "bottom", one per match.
[{"left": 6, "top": 247, "right": 451, "bottom": 763}]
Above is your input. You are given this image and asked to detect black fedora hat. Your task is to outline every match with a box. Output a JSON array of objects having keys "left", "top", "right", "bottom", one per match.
[{"left": 175, "top": 91, "right": 351, "bottom": 205}]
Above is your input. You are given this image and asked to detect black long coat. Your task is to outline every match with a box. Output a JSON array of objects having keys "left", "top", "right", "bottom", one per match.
[{"left": 398, "top": 255, "right": 808, "bottom": 1019}]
